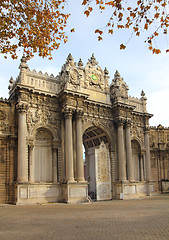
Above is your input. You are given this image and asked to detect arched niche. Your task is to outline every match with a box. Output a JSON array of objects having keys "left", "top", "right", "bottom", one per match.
[{"left": 33, "top": 127, "right": 54, "bottom": 183}]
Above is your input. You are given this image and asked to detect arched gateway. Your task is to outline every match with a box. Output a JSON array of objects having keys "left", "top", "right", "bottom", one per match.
[{"left": 6, "top": 54, "right": 154, "bottom": 204}]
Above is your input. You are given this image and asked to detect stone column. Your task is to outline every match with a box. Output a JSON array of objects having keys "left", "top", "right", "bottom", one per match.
[
  {"left": 17, "top": 103, "right": 28, "bottom": 183},
  {"left": 29, "top": 144, "right": 34, "bottom": 183},
  {"left": 125, "top": 122, "right": 134, "bottom": 181},
  {"left": 145, "top": 129, "right": 151, "bottom": 181},
  {"left": 76, "top": 110, "right": 85, "bottom": 182},
  {"left": 117, "top": 120, "right": 126, "bottom": 181},
  {"left": 61, "top": 115, "right": 65, "bottom": 181},
  {"left": 140, "top": 155, "right": 144, "bottom": 181},
  {"left": 64, "top": 109, "right": 74, "bottom": 182},
  {"left": 52, "top": 146, "right": 58, "bottom": 183}
]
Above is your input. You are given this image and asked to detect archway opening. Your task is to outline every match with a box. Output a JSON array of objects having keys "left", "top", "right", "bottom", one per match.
[
  {"left": 83, "top": 126, "right": 111, "bottom": 201},
  {"left": 131, "top": 139, "right": 142, "bottom": 181}
]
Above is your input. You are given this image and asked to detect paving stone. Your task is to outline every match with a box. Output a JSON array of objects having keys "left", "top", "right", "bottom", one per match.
[{"left": 0, "top": 194, "right": 169, "bottom": 240}]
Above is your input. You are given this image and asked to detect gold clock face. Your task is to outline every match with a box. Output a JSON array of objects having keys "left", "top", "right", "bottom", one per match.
[{"left": 91, "top": 74, "right": 98, "bottom": 82}]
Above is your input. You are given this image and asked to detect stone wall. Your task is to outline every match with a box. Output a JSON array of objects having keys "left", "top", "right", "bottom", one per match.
[
  {"left": 149, "top": 125, "right": 169, "bottom": 192},
  {"left": 0, "top": 99, "right": 17, "bottom": 203}
]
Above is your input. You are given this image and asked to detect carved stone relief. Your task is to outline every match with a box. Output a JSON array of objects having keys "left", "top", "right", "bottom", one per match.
[
  {"left": 26, "top": 106, "right": 60, "bottom": 139},
  {"left": 0, "top": 110, "right": 6, "bottom": 120},
  {"left": 0, "top": 122, "right": 9, "bottom": 132},
  {"left": 95, "top": 142, "right": 112, "bottom": 200}
]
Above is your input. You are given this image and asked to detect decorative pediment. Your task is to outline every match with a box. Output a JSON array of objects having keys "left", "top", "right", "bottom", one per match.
[
  {"left": 84, "top": 54, "right": 108, "bottom": 91},
  {"left": 59, "top": 54, "right": 109, "bottom": 93},
  {"left": 110, "top": 70, "right": 129, "bottom": 100}
]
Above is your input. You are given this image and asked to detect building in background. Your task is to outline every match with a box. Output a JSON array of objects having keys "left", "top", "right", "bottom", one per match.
[{"left": 0, "top": 54, "right": 168, "bottom": 204}]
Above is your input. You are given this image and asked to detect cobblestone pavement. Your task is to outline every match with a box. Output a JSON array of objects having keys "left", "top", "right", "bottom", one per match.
[{"left": 0, "top": 194, "right": 169, "bottom": 240}]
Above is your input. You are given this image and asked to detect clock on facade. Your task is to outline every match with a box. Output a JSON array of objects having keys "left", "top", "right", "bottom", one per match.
[{"left": 91, "top": 74, "right": 99, "bottom": 82}]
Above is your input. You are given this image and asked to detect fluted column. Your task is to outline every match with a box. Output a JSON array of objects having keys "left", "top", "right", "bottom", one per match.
[
  {"left": 76, "top": 110, "right": 85, "bottom": 182},
  {"left": 29, "top": 144, "right": 34, "bottom": 183},
  {"left": 64, "top": 109, "right": 74, "bottom": 182},
  {"left": 52, "top": 146, "right": 58, "bottom": 183},
  {"left": 125, "top": 121, "right": 134, "bottom": 181},
  {"left": 17, "top": 103, "right": 28, "bottom": 183},
  {"left": 117, "top": 120, "right": 126, "bottom": 181},
  {"left": 145, "top": 129, "right": 151, "bottom": 180}
]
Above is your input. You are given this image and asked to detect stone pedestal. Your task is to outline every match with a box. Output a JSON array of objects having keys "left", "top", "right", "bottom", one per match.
[
  {"left": 115, "top": 181, "right": 155, "bottom": 200},
  {"left": 61, "top": 182, "right": 88, "bottom": 203},
  {"left": 16, "top": 183, "right": 61, "bottom": 204}
]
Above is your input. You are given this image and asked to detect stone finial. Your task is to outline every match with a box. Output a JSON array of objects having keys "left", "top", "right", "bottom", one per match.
[
  {"left": 88, "top": 53, "right": 98, "bottom": 66},
  {"left": 104, "top": 67, "right": 109, "bottom": 75},
  {"left": 141, "top": 90, "right": 147, "bottom": 101},
  {"left": 67, "top": 53, "right": 74, "bottom": 62},
  {"left": 66, "top": 53, "right": 74, "bottom": 66},
  {"left": 114, "top": 70, "right": 121, "bottom": 79},
  {"left": 141, "top": 90, "right": 145, "bottom": 97},
  {"left": 78, "top": 58, "right": 83, "bottom": 67},
  {"left": 8, "top": 77, "right": 14, "bottom": 90},
  {"left": 19, "top": 54, "right": 28, "bottom": 69},
  {"left": 9, "top": 76, "right": 14, "bottom": 84}
]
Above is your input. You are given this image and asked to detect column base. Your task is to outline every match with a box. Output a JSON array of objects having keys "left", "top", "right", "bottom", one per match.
[
  {"left": 115, "top": 181, "right": 155, "bottom": 200},
  {"left": 15, "top": 183, "right": 61, "bottom": 204},
  {"left": 61, "top": 181, "right": 88, "bottom": 204}
]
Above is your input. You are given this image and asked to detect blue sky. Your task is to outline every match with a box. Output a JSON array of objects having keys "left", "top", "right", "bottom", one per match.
[{"left": 0, "top": 1, "right": 169, "bottom": 127}]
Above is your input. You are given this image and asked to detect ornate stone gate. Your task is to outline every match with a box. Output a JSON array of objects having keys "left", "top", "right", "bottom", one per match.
[{"left": 0, "top": 54, "right": 154, "bottom": 204}]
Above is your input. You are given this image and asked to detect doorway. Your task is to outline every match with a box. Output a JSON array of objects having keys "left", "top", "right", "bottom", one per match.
[{"left": 83, "top": 126, "right": 112, "bottom": 200}]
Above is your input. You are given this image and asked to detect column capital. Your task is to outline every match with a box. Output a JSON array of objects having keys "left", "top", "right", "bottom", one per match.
[
  {"left": 63, "top": 108, "right": 73, "bottom": 119},
  {"left": 115, "top": 118, "right": 125, "bottom": 127},
  {"left": 76, "top": 109, "right": 84, "bottom": 118},
  {"left": 125, "top": 120, "right": 132, "bottom": 128},
  {"left": 16, "top": 103, "right": 28, "bottom": 113},
  {"left": 29, "top": 144, "right": 34, "bottom": 150},
  {"left": 144, "top": 127, "right": 150, "bottom": 133}
]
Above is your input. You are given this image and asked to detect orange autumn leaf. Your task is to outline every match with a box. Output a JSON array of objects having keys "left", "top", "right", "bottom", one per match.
[
  {"left": 84, "top": 10, "right": 90, "bottom": 17},
  {"left": 120, "top": 44, "right": 126, "bottom": 50}
]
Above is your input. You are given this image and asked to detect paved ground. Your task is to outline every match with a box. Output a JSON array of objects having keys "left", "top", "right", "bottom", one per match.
[{"left": 0, "top": 194, "right": 169, "bottom": 240}]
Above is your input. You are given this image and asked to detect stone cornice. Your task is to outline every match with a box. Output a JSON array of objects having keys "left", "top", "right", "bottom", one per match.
[
  {"left": 59, "top": 89, "right": 89, "bottom": 99},
  {"left": 112, "top": 101, "right": 135, "bottom": 111},
  {"left": 131, "top": 111, "right": 153, "bottom": 118},
  {"left": 11, "top": 84, "right": 58, "bottom": 98}
]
